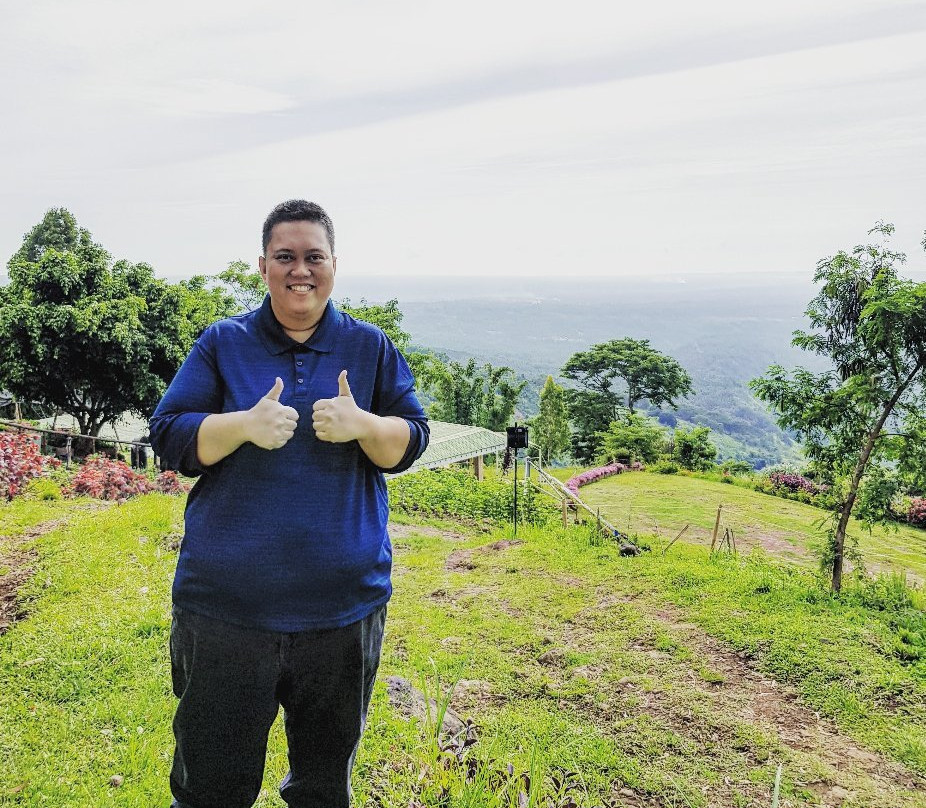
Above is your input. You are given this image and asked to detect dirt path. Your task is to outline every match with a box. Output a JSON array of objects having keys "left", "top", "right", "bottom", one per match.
[
  {"left": 409, "top": 529, "right": 925, "bottom": 807},
  {"left": 0, "top": 519, "right": 68, "bottom": 634},
  {"left": 641, "top": 604, "right": 925, "bottom": 806}
]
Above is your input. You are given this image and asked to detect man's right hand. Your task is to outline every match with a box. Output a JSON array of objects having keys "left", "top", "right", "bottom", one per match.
[{"left": 247, "top": 377, "right": 299, "bottom": 450}]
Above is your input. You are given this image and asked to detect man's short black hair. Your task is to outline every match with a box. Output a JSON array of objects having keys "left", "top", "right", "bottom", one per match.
[{"left": 262, "top": 200, "right": 335, "bottom": 255}]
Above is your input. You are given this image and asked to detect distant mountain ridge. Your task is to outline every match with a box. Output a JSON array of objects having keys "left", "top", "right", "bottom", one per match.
[{"left": 364, "top": 273, "right": 825, "bottom": 467}]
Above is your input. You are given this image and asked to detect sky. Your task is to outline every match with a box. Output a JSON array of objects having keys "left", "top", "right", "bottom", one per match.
[{"left": 2, "top": 0, "right": 925, "bottom": 283}]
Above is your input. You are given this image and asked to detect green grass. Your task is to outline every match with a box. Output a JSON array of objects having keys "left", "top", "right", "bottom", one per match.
[
  {"left": 579, "top": 470, "right": 926, "bottom": 581},
  {"left": 2, "top": 493, "right": 925, "bottom": 807}
]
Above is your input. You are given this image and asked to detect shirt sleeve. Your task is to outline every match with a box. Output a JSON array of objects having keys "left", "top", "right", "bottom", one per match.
[
  {"left": 371, "top": 336, "right": 429, "bottom": 474},
  {"left": 149, "top": 332, "right": 223, "bottom": 477}
]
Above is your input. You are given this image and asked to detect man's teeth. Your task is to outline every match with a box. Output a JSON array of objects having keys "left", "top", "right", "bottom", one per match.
[{"left": 289, "top": 284, "right": 315, "bottom": 291}]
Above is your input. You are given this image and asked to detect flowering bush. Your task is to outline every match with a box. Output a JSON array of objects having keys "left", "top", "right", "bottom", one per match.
[
  {"left": 566, "top": 462, "right": 641, "bottom": 497},
  {"left": 909, "top": 497, "right": 926, "bottom": 528},
  {"left": 0, "top": 431, "right": 61, "bottom": 500},
  {"left": 153, "top": 470, "right": 189, "bottom": 495},
  {"left": 768, "top": 471, "right": 825, "bottom": 496},
  {"left": 67, "top": 455, "right": 154, "bottom": 501}
]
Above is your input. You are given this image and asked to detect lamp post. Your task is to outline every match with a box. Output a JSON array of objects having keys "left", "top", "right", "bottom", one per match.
[{"left": 506, "top": 424, "right": 529, "bottom": 536}]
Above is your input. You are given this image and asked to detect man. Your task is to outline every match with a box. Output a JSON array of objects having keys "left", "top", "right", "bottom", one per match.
[{"left": 150, "top": 200, "right": 429, "bottom": 808}]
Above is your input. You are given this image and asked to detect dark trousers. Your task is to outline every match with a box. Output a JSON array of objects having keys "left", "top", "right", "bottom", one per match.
[{"left": 168, "top": 604, "right": 387, "bottom": 808}]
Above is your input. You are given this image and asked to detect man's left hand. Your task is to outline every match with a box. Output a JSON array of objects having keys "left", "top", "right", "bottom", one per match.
[{"left": 312, "top": 370, "right": 369, "bottom": 443}]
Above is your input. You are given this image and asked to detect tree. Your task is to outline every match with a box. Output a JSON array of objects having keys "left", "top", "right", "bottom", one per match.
[
  {"left": 598, "top": 413, "right": 666, "bottom": 464},
  {"left": 216, "top": 259, "right": 265, "bottom": 311},
  {"left": 672, "top": 425, "right": 717, "bottom": 470},
  {"left": 427, "top": 359, "right": 526, "bottom": 431},
  {"left": 564, "top": 388, "right": 613, "bottom": 464},
  {"left": 0, "top": 209, "right": 236, "bottom": 436},
  {"left": 562, "top": 338, "right": 693, "bottom": 417},
  {"left": 562, "top": 338, "right": 692, "bottom": 463},
  {"left": 750, "top": 223, "right": 926, "bottom": 591},
  {"left": 533, "top": 375, "right": 570, "bottom": 465}
]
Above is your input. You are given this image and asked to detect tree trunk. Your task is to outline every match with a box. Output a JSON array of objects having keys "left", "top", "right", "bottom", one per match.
[{"left": 830, "top": 365, "right": 921, "bottom": 591}]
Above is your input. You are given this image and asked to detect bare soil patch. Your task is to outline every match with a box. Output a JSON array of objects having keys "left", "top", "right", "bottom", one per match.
[
  {"left": 389, "top": 523, "right": 469, "bottom": 541},
  {"left": 633, "top": 605, "right": 925, "bottom": 805},
  {"left": 0, "top": 519, "right": 68, "bottom": 634}
]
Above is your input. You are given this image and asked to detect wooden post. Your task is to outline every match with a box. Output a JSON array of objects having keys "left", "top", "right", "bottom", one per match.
[
  {"left": 561, "top": 499, "right": 568, "bottom": 528},
  {"left": 472, "top": 454, "right": 484, "bottom": 481},
  {"left": 710, "top": 504, "right": 723, "bottom": 552}
]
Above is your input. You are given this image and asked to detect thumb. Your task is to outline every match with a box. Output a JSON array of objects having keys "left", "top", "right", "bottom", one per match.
[
  {"left": 264, "top": 376, "right": 284, "bottom": 401},
  {"left": 338, "top": 369, "right": 352, "bottom": 397}
]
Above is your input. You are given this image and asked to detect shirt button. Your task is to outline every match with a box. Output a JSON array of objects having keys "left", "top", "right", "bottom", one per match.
[
  {"left": 297, "top": 378, "right": 304, "bottom": 384},
  {"left": 296, "top": 360, "right": 303, "bottom": 366}
]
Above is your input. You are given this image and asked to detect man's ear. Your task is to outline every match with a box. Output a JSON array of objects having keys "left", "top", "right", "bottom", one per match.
[
  {"left": 258, "top": 256, "right": 269, "bottom": 285},
  {"left": 332, "top": 256, "right": 337, "bottom": 277}
]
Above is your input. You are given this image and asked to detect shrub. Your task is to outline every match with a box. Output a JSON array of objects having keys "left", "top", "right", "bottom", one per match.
[
  {"left": 388, "top": 467, "right": 559, "bottom": 525},
  {"left": 672, "top": 426, "right": 717, "bottom": 471},
  {"left": 908, "top": 497, "right": 926, "bottom": 528},
  {"left": 67, "top": 455, "right": 153, "bottom": 501},
  {"left": 767, "top": 471, "right": 824, "bottom": 496},
  {"left": 720, "top": 459, "right": 753, "bottom": 476},
  {"left": 0, "top": 431, "right": 61, "bottom": 500},
  {"left": 649, "top": 460, "right": 679, "bottom": 474},
  {"left": 153, "top": 470, "right": 189, "bottom": 495},
  {"left": 565, "top": 462, "right": 642, "bottom": 496}
]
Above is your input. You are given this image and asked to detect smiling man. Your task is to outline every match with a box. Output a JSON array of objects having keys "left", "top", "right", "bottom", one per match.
[{"left": 150, "top": 200, "right": 429, "bottom": 808}]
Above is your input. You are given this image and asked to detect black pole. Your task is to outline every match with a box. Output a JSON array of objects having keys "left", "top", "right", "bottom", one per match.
[{"left": 513, "top": 451, "right": 518, "bottom": 537}]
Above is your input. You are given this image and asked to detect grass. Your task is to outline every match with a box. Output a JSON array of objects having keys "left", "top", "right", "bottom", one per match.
[
  {"left": 578, "top": 470, "right": 926, "bottom": 581},
  {"left": 1, "top": 492, "right": 925, "bottom": 806}
]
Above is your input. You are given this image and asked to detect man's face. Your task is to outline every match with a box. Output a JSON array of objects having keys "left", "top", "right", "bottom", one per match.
[{"left": 259, "top": 220, "right": 337, "bottom": 333}]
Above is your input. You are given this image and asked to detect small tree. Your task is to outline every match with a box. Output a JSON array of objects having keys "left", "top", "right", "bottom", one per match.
[
  {"left": 427, "top": 359, "right": 526, "bottom": 431},
  {"left": 0, "top": 209, "right": 235, "bottom": 436},
  {"left": 533, "top": 375, "right": 570, "bottom": 465},
  {"left": 672, "top": 425, "right": 717, "bottom": 470},
  {"left": 751, "top": 223, "right": 926, "bottom": 591},
  {"left": 598, "top": 413, "right": 666, "bottom": 464}
]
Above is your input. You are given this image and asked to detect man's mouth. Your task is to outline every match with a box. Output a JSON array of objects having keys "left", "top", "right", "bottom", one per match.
[{"left": 288, "top": 283, "right": 316, "bottom": 292}]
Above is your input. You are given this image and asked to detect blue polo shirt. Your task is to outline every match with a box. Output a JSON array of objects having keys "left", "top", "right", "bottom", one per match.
[{"left": 149, "top": 296, "right": 429, "bottom": 632}]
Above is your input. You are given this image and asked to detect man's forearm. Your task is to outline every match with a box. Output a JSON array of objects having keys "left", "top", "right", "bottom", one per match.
[
  {"left": 356, "top": 414, "right": 411, "bottom": 469},
  {"left": 196, "top": 411, "right": 253, "bottom": 467}
]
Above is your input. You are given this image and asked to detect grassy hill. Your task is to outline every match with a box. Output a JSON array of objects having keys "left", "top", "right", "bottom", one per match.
[
  {"left": 576, "top": 470, "right": 926, "bottom": 584},
  {"left": 1, "top": 488, "right": 925, "bottom": 806}
]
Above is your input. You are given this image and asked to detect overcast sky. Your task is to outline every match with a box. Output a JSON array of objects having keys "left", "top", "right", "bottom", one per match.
[{"left": 2, "top": 1, "right": 925, "bottom": 282}]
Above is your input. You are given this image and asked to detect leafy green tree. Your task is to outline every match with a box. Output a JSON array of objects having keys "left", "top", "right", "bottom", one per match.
[
  {"left": 672, "top": 425, "right": 717, "bottom": 470},
  {"left": 216, "top": 259, "right": 265, "bottom": 311},
  {"left": 0, "top": 209, "right": 235, "bottom": 436},
  {"left": 598, "top": 413, "right": 666, "bottom": 464},
  {"left": 750, "top": 223, "right": 926, "bottom": 591},
  {"left": 564, "top": 388, "right": 613, "bottom": 464},
  {"left": 427, "top": 358, "right": 526, "bottom": 431},
  {"left": 562, "top": 338, "right": 693, "bottom": 417},
  {"left": 562, "top": 338, "right": 692, "bottom": 463},
  {"left": 532, "top": 375, "right": 570, "bottom": 465}
]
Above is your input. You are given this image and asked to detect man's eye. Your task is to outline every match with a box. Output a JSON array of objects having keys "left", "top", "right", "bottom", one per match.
[
  {"left": 276, "top": 254, "right": 293, "bottom": 261},
  {"left": 309, "top": 254, "right": 326, "bottom": 262}
]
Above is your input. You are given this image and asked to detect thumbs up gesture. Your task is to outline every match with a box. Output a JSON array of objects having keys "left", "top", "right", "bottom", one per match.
[
  {"left": 247, "top": 377, "right": 299, "bottom": 450},
  {"left": 313, "top": 370, "right": 367, "bottom": 443}
]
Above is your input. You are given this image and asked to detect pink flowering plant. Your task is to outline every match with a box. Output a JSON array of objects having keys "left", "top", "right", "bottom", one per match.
[
  {"left": 0, "top": 431, "right": 61, "bottom": 500},
  {"left": 768, "top": 471, "right": 825, "bottom": 496},
  {"left": 566, "top": 461, "right": 642, "bottom": 497},
  {"left": 909, "top": 497, "right": 926, "bottom": 528}
]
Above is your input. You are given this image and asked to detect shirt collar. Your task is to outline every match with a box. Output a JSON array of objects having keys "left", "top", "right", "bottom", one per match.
[{"left": 255, "top": 294, "right": 340, "bottom": 355}]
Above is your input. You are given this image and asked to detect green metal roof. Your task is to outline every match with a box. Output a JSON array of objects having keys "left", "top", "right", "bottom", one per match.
[{"left": 390, "top": 420, "right": 506, "bottom": 477}]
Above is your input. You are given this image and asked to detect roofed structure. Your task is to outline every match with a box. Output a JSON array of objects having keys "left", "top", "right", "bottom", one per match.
[{"left": 390, "top": 420, "right": 506, "bottom": 477}]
